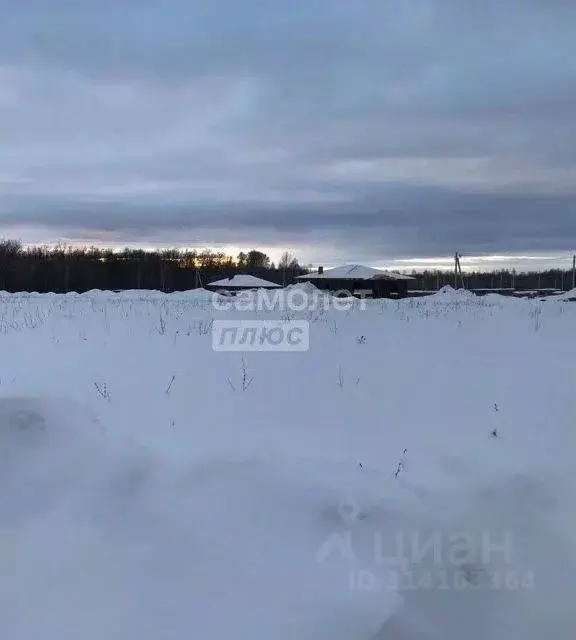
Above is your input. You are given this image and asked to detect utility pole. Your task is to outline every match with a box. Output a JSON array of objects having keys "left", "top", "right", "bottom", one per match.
[
  {"left": 454, "top": 252, "right": 458, "bottom": 288},
  {"left": 572, "top": 254, "right": 575, "bottom": 290},
  {"left": 454, "top": 252, "right": 464, "bottom": 289}
]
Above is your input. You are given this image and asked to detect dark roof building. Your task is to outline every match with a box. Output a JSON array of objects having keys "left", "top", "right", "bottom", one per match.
[{"left": 296, "top": 264, "right": 414, "bottom": 299}]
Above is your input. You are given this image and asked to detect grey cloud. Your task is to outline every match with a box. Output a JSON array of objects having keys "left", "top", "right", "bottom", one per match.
[
  {"left": 1, "top": 0, "right": 576, "bottom": 262},
  {"left": 2, "top": 185, "right": 575, "bottom": 260}
]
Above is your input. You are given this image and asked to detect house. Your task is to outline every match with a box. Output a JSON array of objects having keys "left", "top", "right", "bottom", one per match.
[
  {"left": 296, "top": 264, "right": 414, "bottom": 299},
  {"left": 207, "top": 274, "right": 281, "bottom": 294}
]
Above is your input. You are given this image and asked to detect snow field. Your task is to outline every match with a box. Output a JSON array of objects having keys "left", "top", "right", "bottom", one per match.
[{"left": 1, "top": 287, "right": 576, "bottom": 639}]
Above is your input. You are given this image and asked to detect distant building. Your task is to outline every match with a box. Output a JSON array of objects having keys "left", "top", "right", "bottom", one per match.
[
  {"left": 296, "top": 264, "right": 414, "bottom": 299},
  {"left": 207, "top": 274, "right": 281, "bottom": 294}
]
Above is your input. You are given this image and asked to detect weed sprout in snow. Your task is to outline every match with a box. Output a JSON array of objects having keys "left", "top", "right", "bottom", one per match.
[{"left": 227, "top": 357, "right": 254, "bottom": 392}]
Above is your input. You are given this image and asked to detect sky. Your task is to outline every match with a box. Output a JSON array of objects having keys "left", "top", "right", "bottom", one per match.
[{"left": 1, "top": 0, "right": 575, "bottom": 271}]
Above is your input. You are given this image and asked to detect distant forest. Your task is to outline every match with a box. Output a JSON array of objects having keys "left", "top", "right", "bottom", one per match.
[{"left": 0, "top": 239, "right": 574, "bottom": 293}]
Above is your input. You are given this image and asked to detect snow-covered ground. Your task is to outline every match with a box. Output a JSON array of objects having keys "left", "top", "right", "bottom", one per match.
[{"left": 1, "top": 286, "right": 575, "bottom": 639}]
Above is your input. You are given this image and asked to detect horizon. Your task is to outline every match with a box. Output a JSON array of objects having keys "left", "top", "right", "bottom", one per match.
[{"left": 4, "top": 238, "right": 576, "bottom": 274}]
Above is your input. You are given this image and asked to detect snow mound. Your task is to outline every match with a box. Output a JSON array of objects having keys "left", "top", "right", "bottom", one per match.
[
  {"left": 285, "top": 281, "right": 319, "bottom": 295},
  {"left": 552, "top": 288, "right": 576, "bottom": 300},
  {"left": 0, "top": 400, "right": 400, "bottom": 639},
  {"left": 2, "top": 399, "right": 574, "bottom": 639},
  {"left": 432, "top": 285, "right": 477, "bottom": 300}
]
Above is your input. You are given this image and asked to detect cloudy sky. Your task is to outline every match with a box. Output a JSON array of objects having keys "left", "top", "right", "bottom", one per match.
[{"left": 1, "top": 0, "right": 575, "bottom": 270}]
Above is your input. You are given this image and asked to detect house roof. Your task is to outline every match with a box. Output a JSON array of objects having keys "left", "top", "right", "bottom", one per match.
[
  {"left": 296, "top": 264, "right": 414, "bottom": 281},
  {"left": 209, "top": 274, "right": 281, "bottom": 288}
]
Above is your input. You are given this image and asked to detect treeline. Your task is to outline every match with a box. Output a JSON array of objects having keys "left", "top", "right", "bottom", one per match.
[
  {"left": 0, "top": 239, "right": 574, "bottom": 293},
  {"left": 0, "top": 240, "right": 305, "bottom": 293},
  {"left": 410, "top": 268, "right": 576, "bottom": 292}
]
